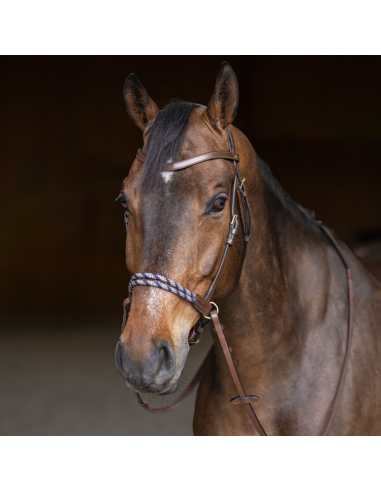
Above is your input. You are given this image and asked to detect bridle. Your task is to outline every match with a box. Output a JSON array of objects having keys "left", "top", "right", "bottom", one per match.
[
  {"left": 120, "top": 129, "right": 354, "bottom": 436},
  {"left": 122, "top": 130, "right": 265, "bottom": 435}
]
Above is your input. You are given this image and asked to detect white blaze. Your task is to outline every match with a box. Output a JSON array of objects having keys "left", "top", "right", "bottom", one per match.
[
  {"left": 161, "top": 171, "right": 173, "bottom": 183},
  {"left": 162, "top": 158, "right": 174, "bottom": 183}
]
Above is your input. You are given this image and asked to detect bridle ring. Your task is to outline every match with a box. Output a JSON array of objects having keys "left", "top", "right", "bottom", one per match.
[{"left": 203, "top": 302, "right": 219, "bottom": 320}]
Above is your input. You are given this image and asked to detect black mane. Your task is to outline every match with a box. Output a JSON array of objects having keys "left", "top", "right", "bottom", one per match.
[{"left": 141, "top": 100, "right": 199, "bottom": 190}]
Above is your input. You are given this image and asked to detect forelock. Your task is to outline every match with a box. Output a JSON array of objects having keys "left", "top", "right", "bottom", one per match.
[{"left": 141, "top": 100, "right": 199, "bottom": 190}]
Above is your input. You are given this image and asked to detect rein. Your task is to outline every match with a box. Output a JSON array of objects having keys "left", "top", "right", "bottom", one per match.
[{"left": 120, "top": 131, "right": 354, "bottom": 436}]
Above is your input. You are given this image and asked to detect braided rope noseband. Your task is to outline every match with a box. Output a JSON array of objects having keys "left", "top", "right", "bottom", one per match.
[{"left": 129, "top": 273, "right": 196, "bottom": 305}]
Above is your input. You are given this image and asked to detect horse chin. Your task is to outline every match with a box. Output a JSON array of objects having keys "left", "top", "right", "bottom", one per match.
[{"left": 158, "top": 377, "right": 181, "bottom": 395}]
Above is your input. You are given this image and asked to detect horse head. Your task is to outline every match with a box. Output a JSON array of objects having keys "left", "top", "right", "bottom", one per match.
[{"left": 115, "top": 62, "right": 252, "bottom": 395}]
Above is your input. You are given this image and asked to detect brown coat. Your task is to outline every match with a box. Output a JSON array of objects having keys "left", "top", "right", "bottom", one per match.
[{"left": 116, "top": 63, "right": 381, "bottom": 435}]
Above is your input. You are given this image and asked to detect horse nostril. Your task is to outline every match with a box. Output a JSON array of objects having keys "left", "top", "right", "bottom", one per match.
[
  {"left": 115, "top": 340, "right": 130, "bottom": 379},
  {"left": 154, "top": 341, "right": 176, "bottom": 385}
]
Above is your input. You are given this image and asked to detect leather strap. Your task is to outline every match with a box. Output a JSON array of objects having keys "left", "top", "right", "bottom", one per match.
[
  {"left": 193, "top": 295, "right": 212, "bottom": 317},
  {"left": 318, "top": 224, "right": 354, "bottom": 436},
  {"left": 136, "top": 149, "right": 239, "bottom": 171},
  {"left": 203, "top": 133, "right": 251, "bottom": 302},
  {"left": 210, "top": 311, "right": 267, "bottom": 436}
]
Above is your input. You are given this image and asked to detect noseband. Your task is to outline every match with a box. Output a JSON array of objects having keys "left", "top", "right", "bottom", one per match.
[{"left": 120, "top": 130, "right": 354, "bottom": 437}]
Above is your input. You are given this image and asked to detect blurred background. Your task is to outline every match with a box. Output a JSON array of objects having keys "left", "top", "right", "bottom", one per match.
[{"left": 1, "top": 56, "right": 381, "bottom": 435}]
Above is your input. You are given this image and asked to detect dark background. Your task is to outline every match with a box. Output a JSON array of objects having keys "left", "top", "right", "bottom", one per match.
[{"left": 1, "top": 56, "right": 381, "bottom": 435}]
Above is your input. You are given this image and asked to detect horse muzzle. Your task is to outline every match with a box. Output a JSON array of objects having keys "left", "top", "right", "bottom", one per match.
[{"left": 115, "top": 338, "right": 178, "bottom": 394}]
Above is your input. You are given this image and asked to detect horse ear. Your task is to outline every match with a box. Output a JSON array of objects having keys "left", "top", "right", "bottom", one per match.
[
  {"left": 206, "top": 62, "right": 239, "bottom": 131},
  {"left": 123, "top": 74, "right": 159, "bottom": 131}
]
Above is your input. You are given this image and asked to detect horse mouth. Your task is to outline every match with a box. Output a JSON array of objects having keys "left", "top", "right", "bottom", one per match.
[
  {"left": 188, "top": 327, "right": 196, "bottom": 341},
  {"left": 124, "top": 375, "right": 181, "bottom": 395},
  {"left": 157, "top": 377, "right": 182, "bottom": 395}
]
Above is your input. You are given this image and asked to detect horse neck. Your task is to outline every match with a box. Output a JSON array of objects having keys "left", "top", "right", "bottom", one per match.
[{"left": 224, "top": 145, "right": 326, "bottom": 359}]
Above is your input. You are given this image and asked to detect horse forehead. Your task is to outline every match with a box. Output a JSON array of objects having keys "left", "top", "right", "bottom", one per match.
[
  {"left": 141, "top": 160, "right": 231, "bottom": 208},
  {"left": 141, "top": 173, "right": 196, "bottom": 219}
]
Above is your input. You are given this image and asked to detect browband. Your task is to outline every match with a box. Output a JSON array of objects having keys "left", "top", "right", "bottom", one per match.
[{"left": 136, "top": 149, "right": 239, "bottom": 171}]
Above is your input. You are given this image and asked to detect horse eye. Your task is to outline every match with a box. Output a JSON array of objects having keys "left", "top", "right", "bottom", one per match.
[
  {"left": 115, "top": 194, "right": 128, "bottom": 208},
  {"left": 212, "top": 197, "right": 226, "bottom": 211}
]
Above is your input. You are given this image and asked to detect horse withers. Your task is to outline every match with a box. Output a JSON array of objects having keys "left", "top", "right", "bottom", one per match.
[{"left": 115, "top": 62, "right": 381, "bottom": 435}]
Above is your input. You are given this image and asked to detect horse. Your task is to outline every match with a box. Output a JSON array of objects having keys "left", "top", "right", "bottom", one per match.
[{"left": 115, "top": 62, "right": 381, "bottom": 435}]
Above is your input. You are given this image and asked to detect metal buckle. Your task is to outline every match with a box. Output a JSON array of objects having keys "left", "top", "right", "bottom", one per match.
[
  {"left": 189, "top": 334, "right": 202, "bottom": 344},
  {"left": 204, "top": 302, "right": 219, "bottom": 320},
  {"left": 235, "top": 154, "right": 240, "bottom": 161},
  {"left": 238, "top": 178, "right": 246, "bottom": 190},
  {"left": 230, "top": 214, "right": 238, "bottom": 225}
]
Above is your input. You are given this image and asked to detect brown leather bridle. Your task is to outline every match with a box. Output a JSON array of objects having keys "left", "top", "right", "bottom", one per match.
[{"left": 120, "top": 131, "right": 354, "bottom": 436}]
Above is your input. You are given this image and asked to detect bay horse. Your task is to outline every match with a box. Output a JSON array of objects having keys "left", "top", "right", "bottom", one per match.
[{"left": 115, "top": 62, "right": 381, "bottom": 435}]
